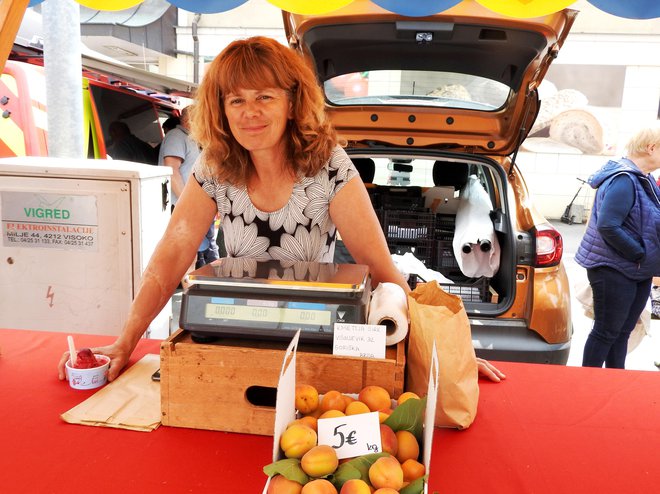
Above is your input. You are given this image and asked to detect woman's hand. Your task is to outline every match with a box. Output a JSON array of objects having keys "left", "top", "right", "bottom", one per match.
[
  {"left": 58, "top": 340, "right": 132, "bottom": 383},
  {"left": 477, "top": 357, "right": 506, "bottom": 382}
]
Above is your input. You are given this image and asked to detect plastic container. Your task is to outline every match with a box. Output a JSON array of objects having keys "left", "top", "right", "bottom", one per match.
[
  {"left": 439, "top": 277, "right": 492, "bottom": 303},
  {"left": 383, "top": 210, "right": 436, "bottom": 240},
  {"left": 65, "top": 355, "right": 110, "bottom": 390},
  {"left": 387, "top": 239, "right": 435, "bottom": 267},
  {"left": 407, "top": 275, "right": 492, "bottom": 303}
]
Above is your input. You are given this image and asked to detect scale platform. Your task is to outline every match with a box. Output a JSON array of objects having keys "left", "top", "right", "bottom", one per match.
[{"left": 180, "top": 258, "right": 371, "bottom": 344}]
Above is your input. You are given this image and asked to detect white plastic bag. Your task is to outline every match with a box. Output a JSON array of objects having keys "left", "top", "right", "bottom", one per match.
[{"left": 574, "top": 279, "right": 651, "bottom": 353}]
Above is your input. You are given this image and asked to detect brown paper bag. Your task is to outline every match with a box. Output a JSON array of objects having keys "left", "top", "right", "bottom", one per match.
[
  {"left": 61, "top": 354, "right": 161, "bottom": 432},
  {"left": 406, "top": 281, "right": 479, "bottom": 429}
]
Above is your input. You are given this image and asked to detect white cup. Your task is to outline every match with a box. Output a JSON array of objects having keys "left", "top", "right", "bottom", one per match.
[{"left": 65, "top": 355, "right": 110, "bottom": 390}]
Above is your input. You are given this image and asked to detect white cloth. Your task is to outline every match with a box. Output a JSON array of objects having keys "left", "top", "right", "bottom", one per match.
[
  {"left": 367, "top": 282, "right": 409, "bottom": 346},
  {"left": 452, "top": 175, "right": 501, "bottom": 278},
  {"left": 391, "top": 252, "right": 454, "bottom": 285}
]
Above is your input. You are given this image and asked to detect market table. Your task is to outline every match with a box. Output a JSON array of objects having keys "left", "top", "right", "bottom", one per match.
[{"left": 0, "top": 329, "right": 658, "bottom": 493}]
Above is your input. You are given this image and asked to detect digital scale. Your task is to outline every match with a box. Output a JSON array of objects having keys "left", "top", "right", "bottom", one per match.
[{"left": 179, "top": 258, "right": 372, "bottom": 344}]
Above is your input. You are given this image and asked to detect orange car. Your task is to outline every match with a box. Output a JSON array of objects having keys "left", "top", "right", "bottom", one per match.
[{"left": 284, "top": 1, "right": 577, "bottom": 364}]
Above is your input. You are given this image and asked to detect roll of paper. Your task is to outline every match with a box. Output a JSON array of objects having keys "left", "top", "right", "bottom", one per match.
[
  {"left": 367, "top": 282, "right": 409, "bottom": 346},
  {"left": 452, "top": 175, "right": 501, "bottom": 278}
]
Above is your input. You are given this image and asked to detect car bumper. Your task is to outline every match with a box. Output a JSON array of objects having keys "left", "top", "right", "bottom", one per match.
[{"left": 470, "top": 318, "right": 571, "bottom": 365}]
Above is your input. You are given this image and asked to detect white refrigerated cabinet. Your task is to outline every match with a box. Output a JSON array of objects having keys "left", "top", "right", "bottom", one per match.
[{"left": 0, "top": 157, "right": 173, "bottom": 338}]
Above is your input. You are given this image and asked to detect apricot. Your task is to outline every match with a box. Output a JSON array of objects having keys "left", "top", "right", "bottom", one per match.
[
  {"left": 372, "top": 489, "right": 399, "bottom": 494},
  {"left": 379, "top": 424, "right": 398, "bottom": 456},
  {"left": 301, "top": 445, "right": 339, "bottom": 478},
  {"left": 320, "top": 390, "right": 347, "bottom": 413},
  {"left": 300, "top": 478, "right": 338, "bottom": 494},
  {"left": 342, "top": 394, "right": 356, "bottom": 408},
  {"left": 368, "top": 456, "right": 404, "bottom": 491},
  {"left": 305, "top": 407, "right": 324, "bottom": 419},
  {"left": 394, "top": 430, "right": 420, "bottom": 464},
  {"left": 345, "top": 400, "right": 371, "bottom": 416},
  {"left": 358, "top": 385, "right": 391, "bottom": 412},
  {"left": 319, "top": 409, "right": 346, "bottom": 419},
  {"left": 339, "top": 478, "right": 371, "bottom": 494},
  {"left": 396, "top": 391, "right": 420, "bottom": 406},
  {"left": 280, "top": 423, "right": 318, "bottom": 459},
  {"left": 296, "top": 384, "right": 320, "bottom": 414},
  {"left": 267, "top": 474, "right": 303, "bottom": 494},
  {"left": 401, "top": 458, "right": 425, "bottom": 482},
  {"left": 290, "top": 415, "right": 318, "bottom": 433},
  {"left": 378, "top": 409, "right": 392, "bottom": 423}
]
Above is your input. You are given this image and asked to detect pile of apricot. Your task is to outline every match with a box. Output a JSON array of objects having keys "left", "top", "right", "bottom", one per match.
[{"left": 265, "top": 384, "right": 426, "bottom": 494}]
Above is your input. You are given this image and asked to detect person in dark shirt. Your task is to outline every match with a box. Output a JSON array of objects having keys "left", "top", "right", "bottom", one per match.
[
  {"left": 107, "top": 121, "right": 157, "bottom": 165},
  {"left": 575, "top": 124, "right": 660, "bottom": 368}
]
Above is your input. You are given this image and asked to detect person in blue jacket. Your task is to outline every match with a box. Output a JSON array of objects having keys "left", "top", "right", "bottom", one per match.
[{"left": 575, "top": 124, "right": 660, "bottom": 368}]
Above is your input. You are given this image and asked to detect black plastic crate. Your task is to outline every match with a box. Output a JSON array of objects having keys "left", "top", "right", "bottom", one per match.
[
  {"left": 373, "top": 207, "right": 385, "bottom": 228},
  {"left": 377, "top": 185, "right": 425, "bottom": 211},
  {"left": 439, "top": 277, "right": 491, "bottom": 303},
  {"left": 433, "top": 239, "right": 462, "bottom": 275},
  {"left": 388, "top": 239, "right": 434, "bottom": 267},
  {"left": 407, "top": 275, "right": 492, "bottom": 303},
  {"left": 383, "top": 210, "right": 436, "bottom": 241},
  {"left": 435, "top": 214, "right": 456, "bottom": 241},
  {"left": 382, "top": 195, "right": 426, "bottom": 211},
  {"left": 366, "top": 185, "right": 381, "bottom": 210},
  {"left": 407, "top": 273, "right": 421, "bottom": 291}
]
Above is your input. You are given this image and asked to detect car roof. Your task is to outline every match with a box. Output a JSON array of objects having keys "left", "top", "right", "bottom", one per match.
[{"left": 284, "top": 1, "right": 577, "bottom": 156}]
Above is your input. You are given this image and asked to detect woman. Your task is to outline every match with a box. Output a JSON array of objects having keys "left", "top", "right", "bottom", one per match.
[
  {"left": 58, "top": 37, "right": 504, "bottom": 382},
  {"left": 576, "top": 124, "right": 660, "bottom": 368}
]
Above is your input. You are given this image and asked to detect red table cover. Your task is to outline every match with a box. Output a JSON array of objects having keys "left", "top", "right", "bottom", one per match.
[{"left": 0, "top": 328, "right": 658, "bottom": 493}]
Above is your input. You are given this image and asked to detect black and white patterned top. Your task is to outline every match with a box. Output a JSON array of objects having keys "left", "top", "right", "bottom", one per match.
[{"left": 194, "top": 145, "right": 358, "bottom": 263}]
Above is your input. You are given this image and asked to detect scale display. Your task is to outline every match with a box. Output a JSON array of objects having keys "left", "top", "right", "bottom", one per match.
[
  {"left": 180, "top": 259, "right": 371, "bottom": 343},
  {"left": 205, "top": 301, "right": 332, "bottom": 326}
]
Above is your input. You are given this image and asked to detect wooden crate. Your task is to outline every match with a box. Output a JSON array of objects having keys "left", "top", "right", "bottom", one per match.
[{"left": 160, "top": 329, "right": 405, "bottom": 436}]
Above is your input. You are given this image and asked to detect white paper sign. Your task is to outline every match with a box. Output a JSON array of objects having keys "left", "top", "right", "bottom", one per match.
[
  {"left": 317, "top": 412, "right": 382, "bottom": 459},
  {"left": 333, "top": 323, "right": 386, "bottom": 359},
  {"left": 1, "top": 191, "right": 99, "bottom": 251}
]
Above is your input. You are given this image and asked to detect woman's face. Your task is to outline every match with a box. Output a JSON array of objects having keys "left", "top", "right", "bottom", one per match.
[{"left": 223, "top": 87, "right": 292, "bottom": 158}]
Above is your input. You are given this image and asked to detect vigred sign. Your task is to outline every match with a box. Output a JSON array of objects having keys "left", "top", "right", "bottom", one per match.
[
  {"left": 1, "top": 191, "right": 99, "bottom": 251},
  {"left": 22, "top": 205, "right": 71, "bottom": 220}
]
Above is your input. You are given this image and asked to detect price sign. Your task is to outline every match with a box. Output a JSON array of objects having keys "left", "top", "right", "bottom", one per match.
[
  {"left": 333, "top": 323, "right": 386, "bottom": 359},
  {"left": 316, "top": 412, "right": 382, "bottom": 459}
]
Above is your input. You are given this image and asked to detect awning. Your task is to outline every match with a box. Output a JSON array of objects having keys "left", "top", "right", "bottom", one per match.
[
  {"left": 79, "top": 0, "right": 171, "bottom": 27},
  {"left": 26, "top": 0, "right": 660, "bottom": 20},
  {"left": 80, "top": 49, "right": 196, "bottom": 95}
]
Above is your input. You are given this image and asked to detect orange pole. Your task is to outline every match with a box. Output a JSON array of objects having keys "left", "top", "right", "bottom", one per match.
[{"left": 0, "top": 0, "right": 29, "bottom": 72}]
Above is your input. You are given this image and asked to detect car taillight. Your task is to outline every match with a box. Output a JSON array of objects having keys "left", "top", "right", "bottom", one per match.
[{"left": 535, "top": 224, "right": 563, "bottom": 267}]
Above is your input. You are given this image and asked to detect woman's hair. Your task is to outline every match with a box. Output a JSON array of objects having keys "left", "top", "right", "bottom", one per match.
[
  {"left": 626, "top": 122, "right": 660, "bottom": 156},
  {"left": 190, "top": 36, "right": 336, "bottom": 184}
]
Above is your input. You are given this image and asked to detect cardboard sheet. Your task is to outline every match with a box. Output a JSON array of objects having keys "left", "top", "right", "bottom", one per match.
[{"left": 61, "top": 354, "right": 161, "bottom": 432}]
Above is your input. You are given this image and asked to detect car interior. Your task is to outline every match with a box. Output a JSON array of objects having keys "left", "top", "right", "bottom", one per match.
[{"left": 338, "top": 153, "right": 518, "bottom": 315}]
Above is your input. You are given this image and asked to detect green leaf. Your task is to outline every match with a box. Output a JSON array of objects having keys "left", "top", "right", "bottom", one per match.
[
  {"left": 400, "top": 475, "right": 428, "bottom": 494},
  {"left": 263, "top": 458, "right": 309, "bottom": 485},
  {"left": 384, "top": 396, "right": 427, "bottom": 441},
  {"left": 330, "top": 463, "right": 362, "bottom": 490},
  {"left": 330, "top": 453, "right": 388, "bottom": 490}
]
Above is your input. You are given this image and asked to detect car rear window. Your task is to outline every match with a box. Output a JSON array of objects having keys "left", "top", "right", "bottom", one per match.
[{"left": 324, "top": 70, "right": 509, "bottom": 111}]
